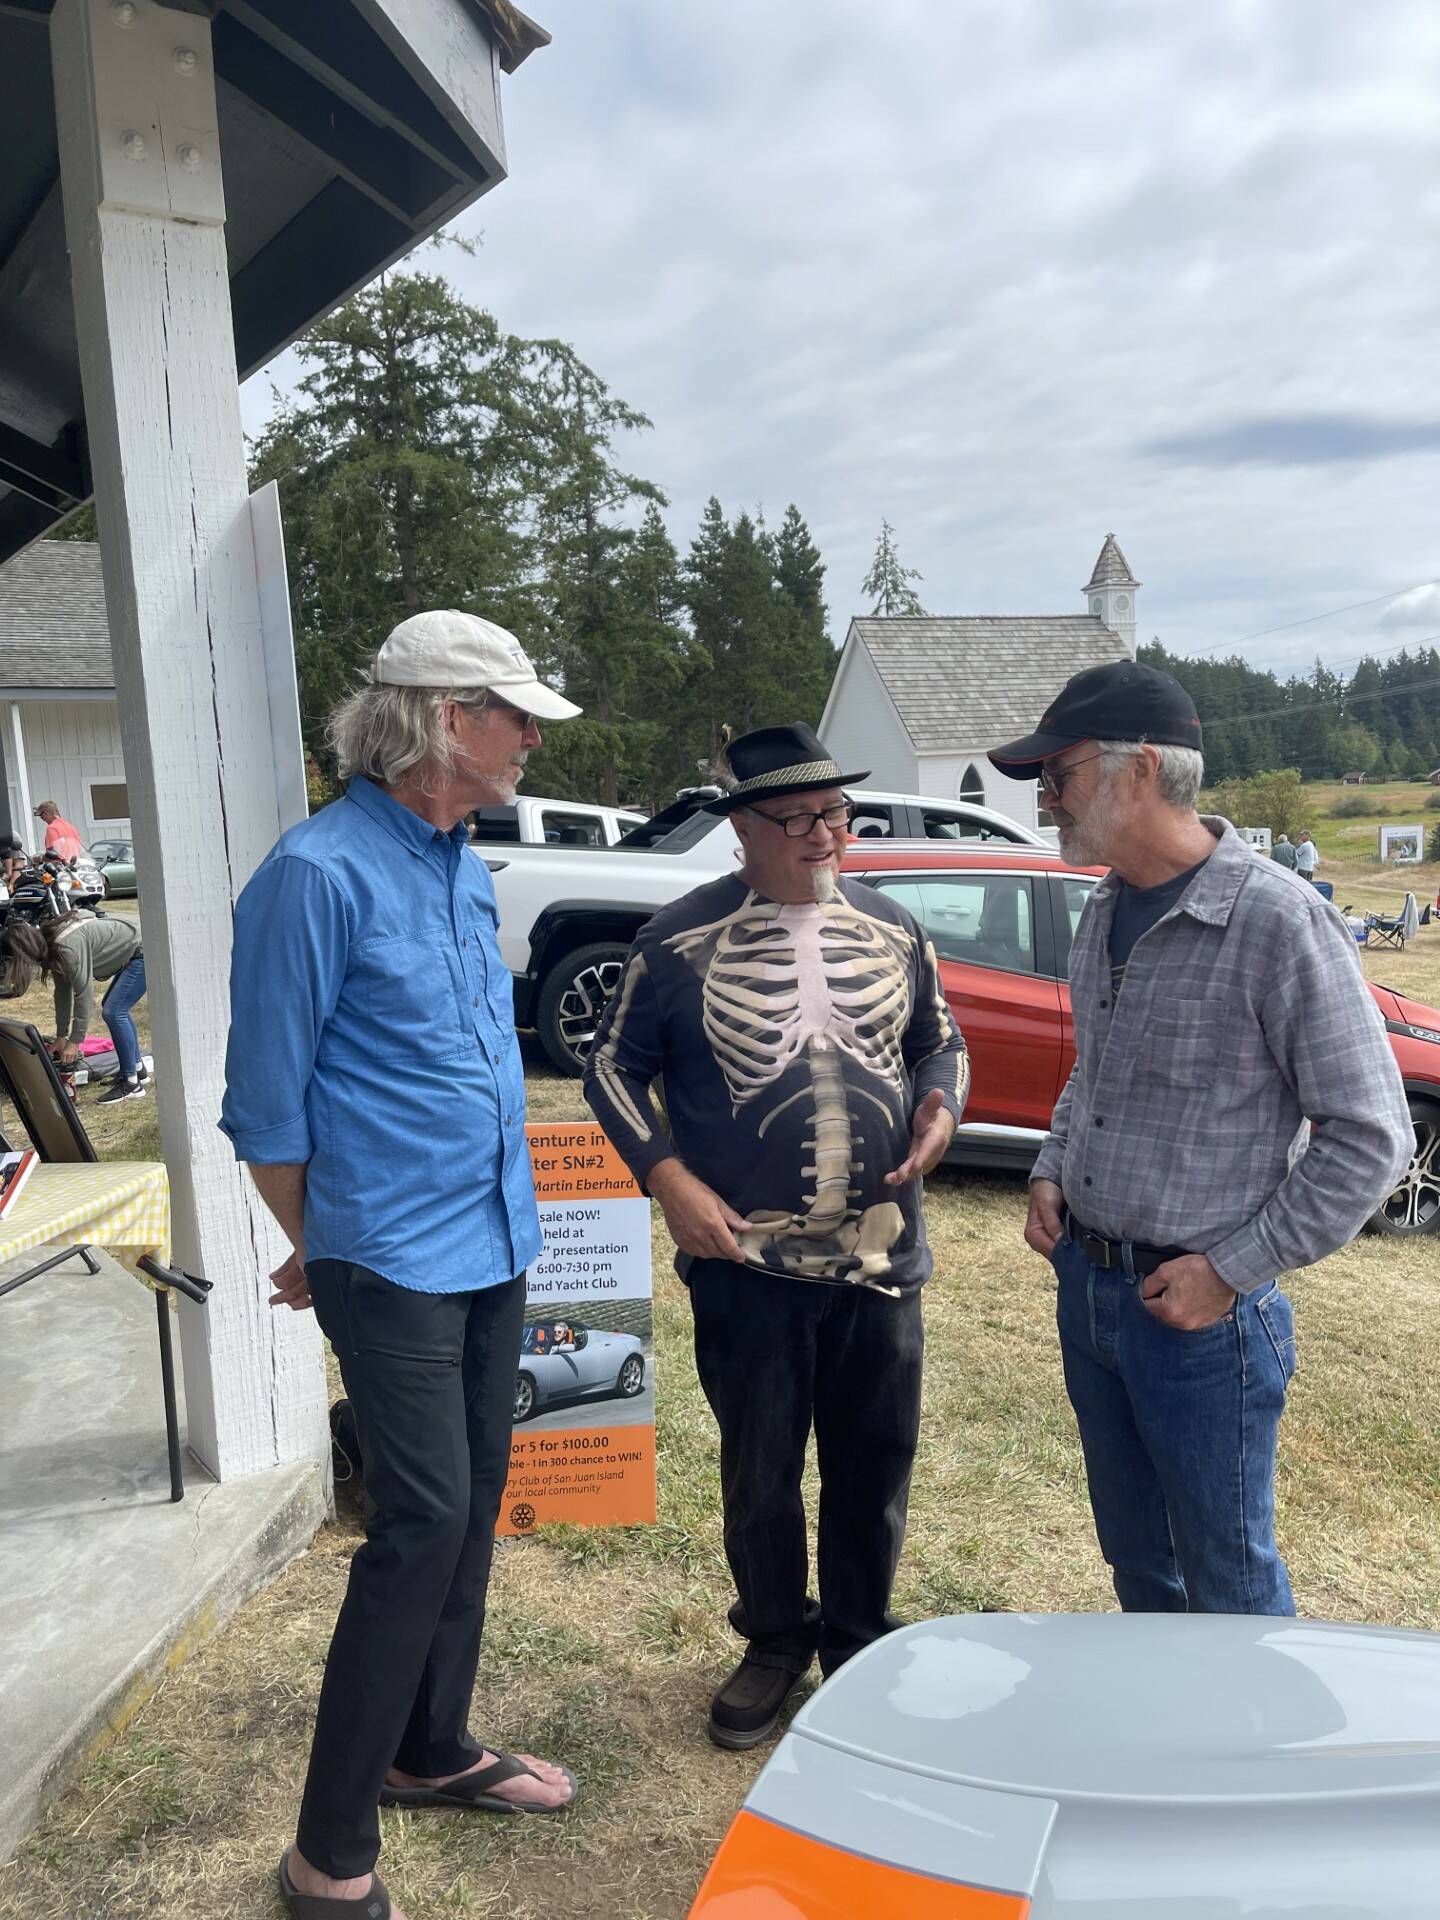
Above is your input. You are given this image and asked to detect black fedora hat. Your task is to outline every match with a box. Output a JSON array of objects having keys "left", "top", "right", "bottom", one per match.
[{"left": 702, "top": 723, "right": 870, "bottom": 814}]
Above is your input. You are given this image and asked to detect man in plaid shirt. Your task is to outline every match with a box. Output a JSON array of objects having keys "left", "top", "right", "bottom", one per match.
[{"left": 991, "top": 662, "right": 1412, "bottom": 1614}]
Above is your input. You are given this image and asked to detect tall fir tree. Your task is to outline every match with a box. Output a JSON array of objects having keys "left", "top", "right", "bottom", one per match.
[
  {"left": 249, "top": 272, "right": 542, "bottom": 761},
  {"left": 771, "top": 503, "right": 838, "bottom": 724},
  {"left": 519, "top": 341, "right": 672, "bottom": 806},
  {"left": 861, "top": 518, "right": 926, "bottom": 616}
]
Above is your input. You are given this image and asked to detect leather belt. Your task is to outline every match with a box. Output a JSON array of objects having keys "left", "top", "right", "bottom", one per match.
[{"left": 1066, "top": 1212, "right": 1189, "bottom": 1280}]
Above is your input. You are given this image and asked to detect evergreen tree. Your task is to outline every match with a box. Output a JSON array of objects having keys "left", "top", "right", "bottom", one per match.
[
  {"left": 520, "top": 341, "right": 672, "bottom": 806},
  {"left": 681, "top": 502, "right": 838, "bottom": 767},
  {"left": 861, "top": 519, "right": 926, "bottom": 616},
  {"left": 250, "top": 272, "right": 542, "bottom": 760},
  {"left": 771, "top": 503, "right": 839, "bottom": 726}
]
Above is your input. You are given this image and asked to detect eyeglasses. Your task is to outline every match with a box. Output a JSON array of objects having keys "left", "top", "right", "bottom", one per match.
[
  {"left": 744, "top": 800, "right": 855, "bottom": 839},
  {"left": 473, "top": 693, "right": 535, "bottom": 728},
  {"left": 1038, "top": 751, "right": 1108, "bottom": 801}
]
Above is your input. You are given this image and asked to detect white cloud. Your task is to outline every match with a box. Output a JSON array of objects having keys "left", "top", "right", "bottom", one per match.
[
  {"left": 241, "top": 0, "right": 1440, "bottom": 682},
  {"left": 1381, "top": 584, "right": 1440, "bottom": 630}
]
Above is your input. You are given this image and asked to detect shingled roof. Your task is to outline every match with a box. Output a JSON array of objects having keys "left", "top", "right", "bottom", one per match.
[
  {"left": 0, "top": 542, "right": 114, "bottom": 692},
  {"left": 848, "top": 615, "right": 1130, "bottom": 752},
  {"left": 1084, "top": 533, "right": 1139, "bottom": 592}
]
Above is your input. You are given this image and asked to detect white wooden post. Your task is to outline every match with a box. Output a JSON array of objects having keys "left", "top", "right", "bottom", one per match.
[
  {"left": 50, "top": 0, "right": 327, "bottom": 1480},
  {"left": 8, "top": 705, "right": 34, "bottom": 852}
]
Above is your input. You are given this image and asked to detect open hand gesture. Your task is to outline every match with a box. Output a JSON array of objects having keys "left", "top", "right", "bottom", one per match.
[{"left": 885, "top": 1088, "right": 955, "bottom": 1187}]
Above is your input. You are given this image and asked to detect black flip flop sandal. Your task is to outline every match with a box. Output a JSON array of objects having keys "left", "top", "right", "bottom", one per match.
[
  {"left": 378, "top": 1751, "right": 578, "bottom": 1815},
  {"left": 277, "top": 1850, "right": 390, "bottom": 1918}
]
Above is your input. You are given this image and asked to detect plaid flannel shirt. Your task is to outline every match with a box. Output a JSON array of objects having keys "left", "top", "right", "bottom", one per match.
[{"left": 1033, "top": 819, "right": 1413, "bottom": 1293}]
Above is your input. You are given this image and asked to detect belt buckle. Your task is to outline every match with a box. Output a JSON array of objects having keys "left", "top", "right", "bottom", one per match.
[{"left": 1083, "top": 1229, "right": 1112, "bottom": 1270}]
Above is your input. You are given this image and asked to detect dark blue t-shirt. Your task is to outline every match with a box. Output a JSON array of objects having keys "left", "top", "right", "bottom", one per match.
[{"left": 1109, "top": 855, "right": 1212, "bottom": 998}]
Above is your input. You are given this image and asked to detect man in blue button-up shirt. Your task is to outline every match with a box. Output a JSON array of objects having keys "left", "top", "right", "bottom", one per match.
[{"left": 222, "top": 612, "right": 581, "bottom": 1918}]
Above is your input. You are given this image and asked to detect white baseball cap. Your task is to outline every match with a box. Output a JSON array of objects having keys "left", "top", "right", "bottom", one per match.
[{"left": 372, "top": 610, "right": 582, "bottom": 721}]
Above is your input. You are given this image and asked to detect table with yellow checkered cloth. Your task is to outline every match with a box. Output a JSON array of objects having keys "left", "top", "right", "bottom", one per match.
[{"left": 0, "top": 1161, "right": 171, "bottom": 1284}]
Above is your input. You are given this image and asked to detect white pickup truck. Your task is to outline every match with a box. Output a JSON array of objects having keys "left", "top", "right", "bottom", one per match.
[
  {"left": 479, "top": 788, "right": 1046, "bottom": 1072},
  {"left": 469, "top": 794, "right": 647, "bottom": 847}
]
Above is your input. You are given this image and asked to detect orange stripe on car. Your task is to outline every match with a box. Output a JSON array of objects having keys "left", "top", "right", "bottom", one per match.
[{"left": 689, "top": 1809, "right": 1030, "bottom": 1918}]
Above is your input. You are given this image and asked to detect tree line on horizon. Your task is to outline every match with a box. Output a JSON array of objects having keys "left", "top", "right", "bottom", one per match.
[{"left": 1139, "top": 639, "right": 1440, "bottom": 786}]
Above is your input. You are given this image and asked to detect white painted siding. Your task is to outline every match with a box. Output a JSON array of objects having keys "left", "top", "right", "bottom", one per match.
[
  {"left": 917, "top": 748, "right": 1041, "bottom": 832},
  {"left": 820, "top": 631, "right": 917, "bottom": 792},
  {"left": 4, "top": 699, "right": 128, "bottom": 850}
]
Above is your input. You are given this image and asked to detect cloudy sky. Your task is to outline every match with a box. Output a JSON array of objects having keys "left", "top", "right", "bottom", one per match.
[{"left": 242, "top": 0, "right": 1440, "bottom": 680}]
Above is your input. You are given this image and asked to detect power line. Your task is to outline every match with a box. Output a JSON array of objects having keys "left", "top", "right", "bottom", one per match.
[{"left": 1222, "top": 577, "right": 1440, "bottom": 649}]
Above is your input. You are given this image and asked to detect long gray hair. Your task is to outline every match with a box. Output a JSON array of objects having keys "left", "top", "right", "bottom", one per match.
[{"left": 326, "top": 683, "right": 491, "bottom": 794}]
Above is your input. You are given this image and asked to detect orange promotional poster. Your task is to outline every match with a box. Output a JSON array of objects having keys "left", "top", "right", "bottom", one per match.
[{"left": 497, "top": 1122, "right": 656, "bottom": 1537}]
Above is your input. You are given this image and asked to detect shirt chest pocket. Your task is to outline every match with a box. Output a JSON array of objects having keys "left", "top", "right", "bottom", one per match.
[
  {"left": 352, "top": 933, "right": 464, "bottom": 1049},
  {"left": 1136, "top": 1000, "right": 1226, "bottom": 1090}
]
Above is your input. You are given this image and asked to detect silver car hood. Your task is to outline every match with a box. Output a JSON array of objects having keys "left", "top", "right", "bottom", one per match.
[{"left": 733, "top": 1612, "right": 1440, "bottom": 1917}]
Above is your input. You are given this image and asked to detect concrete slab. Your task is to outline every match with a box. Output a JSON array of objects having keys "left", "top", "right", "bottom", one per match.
[{"left": 0, "top": 1247, "right": 328, "bottom": 1862}]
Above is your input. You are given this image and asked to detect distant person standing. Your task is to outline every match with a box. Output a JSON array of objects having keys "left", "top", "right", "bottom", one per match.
[
  {"left": 1294, "top": 831, "right": 1319, "bottom": 882},
  {"left": 1271, "top": 834, "right": 1298, "bottom": 870},
  {"left": 33, "top": 800, "right": 84, "bottom": 864}
]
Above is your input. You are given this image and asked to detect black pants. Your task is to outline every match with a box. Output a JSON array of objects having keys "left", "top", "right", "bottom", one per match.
[
  {"left": 688, "top": 1260, "right": 924, "bottom": 1680},
  {"left": 298, "top": 1262, "right": 525, "bottom": 1879}
]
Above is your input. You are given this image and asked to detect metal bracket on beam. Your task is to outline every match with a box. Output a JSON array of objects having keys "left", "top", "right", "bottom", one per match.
[{"left": 83, "top": 0, "right": 225, "bottom": 227}]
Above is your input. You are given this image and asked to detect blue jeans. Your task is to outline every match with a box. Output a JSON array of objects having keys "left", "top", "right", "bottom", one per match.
[
  {"left": 101, "top": 953, "right": 146, "bottom": 1080},
  {"left": 1053, "top": 1227, "right": 1296, "bottom": 1615}
]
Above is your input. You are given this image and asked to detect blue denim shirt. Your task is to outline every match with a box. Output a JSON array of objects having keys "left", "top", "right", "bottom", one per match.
[{"left": 219, "top": 777, "right": 541, "bottom": 1293}]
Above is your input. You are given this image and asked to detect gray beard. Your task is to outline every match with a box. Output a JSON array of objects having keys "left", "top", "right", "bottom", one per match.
[
  {"left": 811, "top": 865, "right": 838, "bottom": 905},
  {"left": 1057, "top": 781, "right": 1125, "bottom": 867}
]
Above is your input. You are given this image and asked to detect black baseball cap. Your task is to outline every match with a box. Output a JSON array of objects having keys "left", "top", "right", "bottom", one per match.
[{"left": 988, "top": 662, "right": 1203, "bottom": 781}]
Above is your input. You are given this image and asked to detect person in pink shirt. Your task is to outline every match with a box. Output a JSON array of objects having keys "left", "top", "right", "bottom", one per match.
[{"left": 34, "top": 801, "right": 84, "bottom": 863}]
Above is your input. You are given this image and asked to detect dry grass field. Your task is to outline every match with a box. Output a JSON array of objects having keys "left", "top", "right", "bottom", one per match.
[{"left": 3, "top": 1017, "right": 1438, "bottom": 1920}]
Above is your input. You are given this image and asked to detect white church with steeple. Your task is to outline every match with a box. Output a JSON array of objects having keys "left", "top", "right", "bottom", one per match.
[{"left": 820, "top": 534, "right": 1141, "bottom": 837}]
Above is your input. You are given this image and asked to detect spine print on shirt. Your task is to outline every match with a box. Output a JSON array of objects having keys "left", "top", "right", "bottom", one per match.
[{"left": 664, "top": 890, "right": 913, "bottom": 1286}]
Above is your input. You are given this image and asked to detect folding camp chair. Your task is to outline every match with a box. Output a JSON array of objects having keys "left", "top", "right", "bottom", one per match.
[
  {"left": 0, "top": 1019, "right": 210, "bottom": 1501},
  {"left": 1365, "top": 893, "right": 1419, "bottom": 952}
]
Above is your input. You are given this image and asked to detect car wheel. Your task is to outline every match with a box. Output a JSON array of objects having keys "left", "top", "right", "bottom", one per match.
[
  {"left": 1367, "top": 1098, "right": 1440, "bottom": 1236},
  {"left": 616, "top": 1353, "right": 644, "bottom": 1397},
  {"left": 513, "top": 1372, "right": 537, "bottom": 1422},
  {"left": 536, "top": 941, "right": 629, "bottom": 1076}
]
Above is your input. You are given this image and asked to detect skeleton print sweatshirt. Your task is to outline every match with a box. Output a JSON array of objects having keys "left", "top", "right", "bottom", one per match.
[{"left": 583, "top": 874, "right": 970, "bottom": 1295}]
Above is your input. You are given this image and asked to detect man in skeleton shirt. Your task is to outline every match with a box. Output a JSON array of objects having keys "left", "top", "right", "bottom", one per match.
[{"left": 584, "top": 723, "right": 970, "bottom": 1750}]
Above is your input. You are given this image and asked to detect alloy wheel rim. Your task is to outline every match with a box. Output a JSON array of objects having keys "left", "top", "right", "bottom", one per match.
[
  {"left": 1381, "top": 1119, "right": 1440, "bottom": 1232},
  {"left": 556, "top": 960, "right": 625, "bottom": 1061}
]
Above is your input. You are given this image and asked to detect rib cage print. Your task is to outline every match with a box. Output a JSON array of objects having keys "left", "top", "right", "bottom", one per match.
[{"left": 665, "top": 891, "right": 916, "bottom": 1290}]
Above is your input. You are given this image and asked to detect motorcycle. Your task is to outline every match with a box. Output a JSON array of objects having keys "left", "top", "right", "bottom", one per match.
[{"left": 1, "top": 852, "right": 106, "bottom": 925}]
